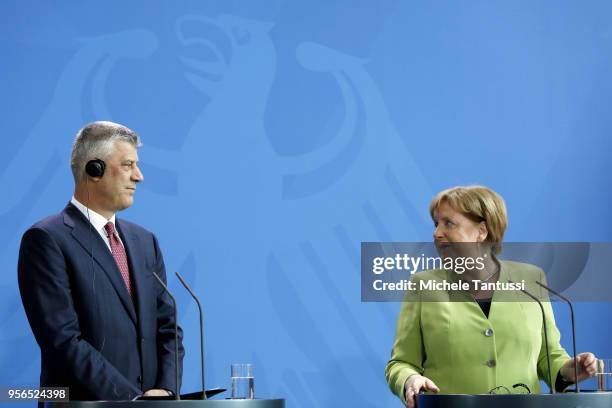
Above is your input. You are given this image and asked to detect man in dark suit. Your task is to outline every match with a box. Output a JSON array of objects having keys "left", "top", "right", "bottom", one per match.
[{"left": 17, "top": 121, "right": 184, "bottom": 400}]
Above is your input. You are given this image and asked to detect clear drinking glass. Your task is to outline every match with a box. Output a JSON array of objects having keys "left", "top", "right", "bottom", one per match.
[
  {"left": 231, "top": 363, "right": 254, "bottom": 399},
  {"left": 596, "top": 359, "right": 611, "bottom": 391}
]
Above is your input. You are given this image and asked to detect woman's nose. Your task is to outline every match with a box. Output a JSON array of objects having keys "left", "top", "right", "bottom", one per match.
[{"left": 433, "top": 226, "right": 444, "bottom": 240}]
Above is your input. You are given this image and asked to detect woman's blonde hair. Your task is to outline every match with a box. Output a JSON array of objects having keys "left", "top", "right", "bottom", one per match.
[{"left": 429, "top": 185, "right": 508, "bottom": 254}]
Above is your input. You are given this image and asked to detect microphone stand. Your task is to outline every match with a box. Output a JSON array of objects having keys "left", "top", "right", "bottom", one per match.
[
  {"left": 536, "top": 280, "right": 579, "bottom": 392},
  {"left": 175, "top": 271, "right": 207, "bottom": 399},
  {"left": 152, "top": 272, "right": 180, "bottom": 400},
  {"left": 511, "top": 280, "right": 554, "bottom": 394}
]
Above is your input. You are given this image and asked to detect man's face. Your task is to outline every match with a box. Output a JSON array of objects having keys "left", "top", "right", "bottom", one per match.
[{"left": 93, "top": 140, "right": 143, "bottom": 216}]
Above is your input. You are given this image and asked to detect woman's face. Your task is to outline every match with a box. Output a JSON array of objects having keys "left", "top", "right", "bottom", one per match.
[{"left": 432, "top": 200, "right": 487, "bottom": 245}]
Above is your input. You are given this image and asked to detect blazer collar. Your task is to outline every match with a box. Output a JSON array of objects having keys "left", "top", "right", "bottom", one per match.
[
  {"left": 114, "top": 218, "right": 151, "bottom": 331},
  {"left": 63, "top": 202, "right": 137, "bottom": 325}
]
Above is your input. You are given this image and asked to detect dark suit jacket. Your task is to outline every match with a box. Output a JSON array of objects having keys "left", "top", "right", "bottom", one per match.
[{"left": 17, "top": 203, "right": 184, "bottom": 400}]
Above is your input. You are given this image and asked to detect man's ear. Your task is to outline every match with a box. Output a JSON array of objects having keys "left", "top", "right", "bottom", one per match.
[{"left": 478, "top": 221, "right": 488, "bottom": 242}]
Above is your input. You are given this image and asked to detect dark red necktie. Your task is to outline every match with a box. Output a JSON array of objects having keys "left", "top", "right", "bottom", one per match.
[{"left": 104, "top": 222, "right": 133, "bottom": 297}]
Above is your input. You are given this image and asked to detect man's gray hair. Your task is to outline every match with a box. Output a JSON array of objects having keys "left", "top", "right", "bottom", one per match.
[{"left": 70, "top": 121, "right": 142, "bottom": 182}]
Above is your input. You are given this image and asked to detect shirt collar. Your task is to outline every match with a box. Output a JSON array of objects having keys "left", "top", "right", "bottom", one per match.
[{"left": 70, "top": 196, "right": 117, "bottom": 233}]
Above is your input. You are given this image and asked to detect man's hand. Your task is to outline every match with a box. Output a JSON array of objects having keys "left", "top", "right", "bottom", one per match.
[
  {"left": 560, "top": 352, "right": 598, "bottom": 383},
  {"left": 404, "top": 375, "right": 440, "bottom": 408},
  {"left": 143, "top": 389, "right": 172, "bottom": 397}
]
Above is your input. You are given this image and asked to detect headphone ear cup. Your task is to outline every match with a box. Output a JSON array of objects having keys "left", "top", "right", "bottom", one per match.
[{"left": 85, "top": 159, "right": 106, "bottom": 178}]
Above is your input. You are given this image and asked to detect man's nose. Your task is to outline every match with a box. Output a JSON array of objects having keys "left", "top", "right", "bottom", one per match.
[{"left": 132, "top": 166, "right": 144, "bottom": 182}]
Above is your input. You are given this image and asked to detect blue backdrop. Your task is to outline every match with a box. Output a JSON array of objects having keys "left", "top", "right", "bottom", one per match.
[{"left": 1, "top": 1, "right": 611, "bottom": 406}]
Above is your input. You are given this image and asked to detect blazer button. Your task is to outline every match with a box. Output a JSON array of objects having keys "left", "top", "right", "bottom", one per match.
[
  {"left": 484, "top": 328, "right": 494, "bottom": 337},
  {"left": 486, "top": 359, "right": 496, "bottom": 368}
]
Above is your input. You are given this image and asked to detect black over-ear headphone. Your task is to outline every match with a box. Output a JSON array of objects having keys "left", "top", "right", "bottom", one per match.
[{"left": 85, "top": 159, "right": 106, "bottom": 178}]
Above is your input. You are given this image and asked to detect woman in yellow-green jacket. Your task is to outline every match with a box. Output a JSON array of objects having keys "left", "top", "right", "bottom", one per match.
[{"left": 385, "top": 186, "right": 598, "bottom": 408}]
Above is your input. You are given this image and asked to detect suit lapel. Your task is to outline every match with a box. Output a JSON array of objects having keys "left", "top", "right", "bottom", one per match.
[
  {"left": 63, "top": 203, "right": 137, "bottom": 325},
  {"left": 115, "top": 219, "right": 150, "bottom": 327}
]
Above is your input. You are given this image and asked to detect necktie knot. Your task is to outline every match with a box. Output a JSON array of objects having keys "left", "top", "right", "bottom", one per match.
[{"left": 104, "top": 221, "right": 116, "bottom": 237}]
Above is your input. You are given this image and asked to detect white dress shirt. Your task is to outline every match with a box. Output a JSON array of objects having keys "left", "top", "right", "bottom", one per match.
[{"left": 70, "top": 196, "right": 124, "bottom": 251}]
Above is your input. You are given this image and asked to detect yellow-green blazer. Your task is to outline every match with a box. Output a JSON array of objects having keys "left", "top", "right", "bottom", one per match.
[{"left": 385, "top": 261, "right": 570, "bottom": 404}]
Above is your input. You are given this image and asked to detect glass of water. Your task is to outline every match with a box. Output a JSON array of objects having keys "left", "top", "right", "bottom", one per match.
[
  {"left": 231, "top": 363, "right": 254, "bottom": 399},
  {"left": 596, "top": 359, "right": 611, "bottom": 391}
]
